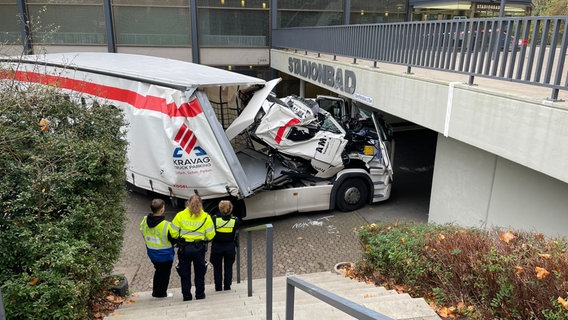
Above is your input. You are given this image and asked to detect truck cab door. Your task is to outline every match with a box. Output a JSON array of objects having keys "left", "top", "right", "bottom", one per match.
[{"left": 372, "top": 112, "right": 394, "bottom": 178}]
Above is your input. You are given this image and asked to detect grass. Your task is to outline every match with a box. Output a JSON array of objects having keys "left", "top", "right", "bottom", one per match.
[{"left": 347, "top": 222, "right": 568, "bottom": 319}]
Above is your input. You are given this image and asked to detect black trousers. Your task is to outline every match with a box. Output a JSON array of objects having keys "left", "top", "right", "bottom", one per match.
[
  {"left": 176, "top": 244, "right": 207, "bottom": 300},
  {"left": 210, "top": 242, "right": 236, "bottom": 290},
  {"left": 151, "top": 260, "right": 173, "bottom": 298}
]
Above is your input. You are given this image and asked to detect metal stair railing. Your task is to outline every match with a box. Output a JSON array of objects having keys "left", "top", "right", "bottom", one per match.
[
  {"left": 285, "top": 276, "right": 394, "bottom": 320},
  {"left": 236, "top": 223, "right": 274, "bottom": 320}
]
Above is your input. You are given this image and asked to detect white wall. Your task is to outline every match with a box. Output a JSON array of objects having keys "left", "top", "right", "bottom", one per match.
[{"left": 430, "top": 135, "right": 568, "bottom": 237}]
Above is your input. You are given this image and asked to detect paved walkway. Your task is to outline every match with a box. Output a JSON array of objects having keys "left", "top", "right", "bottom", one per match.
[{"left": 113, "top": 190, "right": 407, "bottom": 293}]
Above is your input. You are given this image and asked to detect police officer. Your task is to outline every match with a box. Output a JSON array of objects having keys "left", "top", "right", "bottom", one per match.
[
  {"left": 140, "top": 199, "right": 175, "bottom": 298},
  {"left": 170, "top": 194, "right": 215, "bottom": 301},
  {"left": 210, "top": 200, "right": 241, "bottom": 291}
]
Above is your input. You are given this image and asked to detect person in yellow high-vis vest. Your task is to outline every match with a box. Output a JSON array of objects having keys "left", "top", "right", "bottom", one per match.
[
  {"left": 170, "top": 194, "right": 215, "bottom": 301},
  {"left": 140, "top": 199, "right": 175, "bottom": 298},
  {"left": 210, "top": 200, "right": 241, "bottom": 291}
]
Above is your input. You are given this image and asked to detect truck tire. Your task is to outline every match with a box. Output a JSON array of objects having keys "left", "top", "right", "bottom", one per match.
[{"left": 336, "top": 178, "right": 368, "bottom": 212}]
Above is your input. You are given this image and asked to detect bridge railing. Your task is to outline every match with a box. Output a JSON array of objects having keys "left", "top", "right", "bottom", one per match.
[{"left": 272, "top": 16, "right": 568, "bottom": 101}]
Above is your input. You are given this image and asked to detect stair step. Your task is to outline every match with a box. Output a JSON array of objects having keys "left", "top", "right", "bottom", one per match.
[{"left": 105, "top": 272, "right": 440, "bottom": 320}]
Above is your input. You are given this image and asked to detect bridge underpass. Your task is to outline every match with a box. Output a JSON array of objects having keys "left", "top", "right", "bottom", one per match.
[{"left": 270, "top": 48, "right": 568, "bottom": 238}]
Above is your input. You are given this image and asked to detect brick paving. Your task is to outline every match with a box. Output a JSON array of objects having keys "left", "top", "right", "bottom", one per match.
[{"left": 113, "top": 190, "right": 374, "bottom": 293}]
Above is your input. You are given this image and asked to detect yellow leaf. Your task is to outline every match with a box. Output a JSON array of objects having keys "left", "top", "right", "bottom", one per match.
[
  {"left": 38, "top": 118, "right": 49, "bottom": 132},
  {"left": 438, "top": 234, "right": 445, "bottom": 241},
  {"left": 400, "top": 237, "right": 405, "bottom": 244},
  {"left": 538, "top": 253, "right": 551, "bottom": 259},
  {"left": 437, "top": 306, "right": 448, "bottom": 318},
  {"left": 558, "top": 297, "right": 568, "bottom": 309},
  {"left": 296, "top": 237, "right": 303, "bottom": 240},
  {"left": 535, "top": 266, "right": 550, "bottom": 279},
  {"left": 27, "top": 277, "right": 39, "bottom": 286},
  {"left": 514, "top": 266, "right": 524, "bottom": 275},
  {"left": 499, "top": 231, "right": 516, "bottom": 243}
]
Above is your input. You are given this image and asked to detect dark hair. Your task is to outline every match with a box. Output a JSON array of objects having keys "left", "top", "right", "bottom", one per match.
[{"left": 150, "top": 199, "right": 165, "bottom": 214}]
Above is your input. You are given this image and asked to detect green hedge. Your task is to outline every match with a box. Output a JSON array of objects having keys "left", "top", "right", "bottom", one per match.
[{"left": 0, "top": 85, "right": 128, "bottom": 319}]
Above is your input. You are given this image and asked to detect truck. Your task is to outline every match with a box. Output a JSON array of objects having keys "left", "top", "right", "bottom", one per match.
[{"left": 0, "top": 52, "right": 393, "bottom": 220}]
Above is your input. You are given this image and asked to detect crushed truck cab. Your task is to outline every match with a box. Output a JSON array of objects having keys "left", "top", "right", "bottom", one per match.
[{"left": 0, "top": 52, "right": 393, "bottom": 220}]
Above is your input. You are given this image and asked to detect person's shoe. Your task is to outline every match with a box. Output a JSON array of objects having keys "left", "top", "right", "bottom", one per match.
[
  {"left": 224, "top": 285, "right": 231, "bottom": 291},
  {"left": 195, "top": 294, "right": 206, "bottom": 300},
  {"left": 215, "top": 286, "right": 222, "bottom": 292},
  {"left": 183, "top": 295, "right": 192, "bottom": 301}
]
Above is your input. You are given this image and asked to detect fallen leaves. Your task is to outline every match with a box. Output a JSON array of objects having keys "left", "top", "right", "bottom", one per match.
[
  {"left": 38, "top": 118, "right": 49, "bottom": 131},
  {"left": 499, "top": 231, "right": 516, "bottom": 243},
  {"left": 558, "top": 297, "right": 568, "bottom": 309},
  {"left": 430, "top": 301, "right": 474, "bottom": 319},
  {"left": 90, "top": 285, "right": 128, "bottom": 319},
  {"left": 514, "top": 266, "right": 524, "bottom": 275},
  {"left": 535, "top": 266, "right": 550, "bottom": 280},
  {"left": 27, "top": 277, "right": 39, "bottom": 286}
]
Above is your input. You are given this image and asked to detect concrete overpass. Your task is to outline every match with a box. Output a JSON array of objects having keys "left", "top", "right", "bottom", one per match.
[{"left": 270, "top": 48, "right": 568, "bottom": 238}]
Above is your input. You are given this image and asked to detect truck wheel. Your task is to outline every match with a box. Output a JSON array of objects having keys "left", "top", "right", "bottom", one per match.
[{"left": 336, "top": 178, "right": 368, "bottom": 212}]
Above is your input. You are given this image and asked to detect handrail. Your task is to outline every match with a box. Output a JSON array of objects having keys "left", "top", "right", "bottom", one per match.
[
  {"left": 285, "top": 276, "right": 394, "bottom": 320},
  {"left": 272, "top": 16, "right": 568, "bottom": 101},
  {"left": 236, "top": 223, "right": 274, "bottom": 320}
]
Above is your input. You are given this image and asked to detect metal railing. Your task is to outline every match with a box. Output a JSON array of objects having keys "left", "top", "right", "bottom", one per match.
[
  {"left": 272, "top": 16, "right": 568, "bottom": 101},
  {"left": 236, "top": 223, "right": 274, "bottom": 320},
  {"left": 285, "top": 276, "right": 394, "bottom": 320}
]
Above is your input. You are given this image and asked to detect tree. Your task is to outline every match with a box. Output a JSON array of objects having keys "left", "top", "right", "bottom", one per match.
[{"left": 532, "top": 0, "right": 568, "bottom": 16}]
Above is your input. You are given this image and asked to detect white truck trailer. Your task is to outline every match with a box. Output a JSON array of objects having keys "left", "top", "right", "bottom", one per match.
[{"left": 0, "top": 52, "right": 393, "bottom": 220}]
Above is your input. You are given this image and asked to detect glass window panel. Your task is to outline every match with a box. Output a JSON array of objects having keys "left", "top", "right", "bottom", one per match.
[
  {"left": 27, "top": 0, "right": 102, "bottom": 4},
  {"left": 0, "top": 3, "right": 20, "bottom": 44},
  {"left": 198, "top": 8, "right": 268, "bottom": 47},
  {"left": 198, "top": 0, "right": 269, "bottom": 9},
  {"left": 113, "top": 0, "right": 187, "bottom": 5},
  {"left": 28, "top": 4, "right": 106, "bottom": 44},
  {"left": 113, "top": 6, "right": 191, "bottom": 46},
  {"left": 350, "top": 0, "right": 407, "bottom": 24},
  {"left": 278, "top": 0, "right": 341, "bottom": 10},
  {"left": 279, "top": 11, "right": 342, "bottom": 28},
  {"left": 350, "top": 12, "right": 405, "bottom": 24}
]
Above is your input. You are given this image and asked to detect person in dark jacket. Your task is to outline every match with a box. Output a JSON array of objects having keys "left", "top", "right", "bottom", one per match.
[
  {"left": 140, "top": 199, "right": 175, "bottom": 298},
  {"left": 210, "top": 200, "right": 241, "bottom": 291}
]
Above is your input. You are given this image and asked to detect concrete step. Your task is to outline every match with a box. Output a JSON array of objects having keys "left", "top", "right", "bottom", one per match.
[{"left": 105, "top": 272, "right": 441, "bottom": 320}]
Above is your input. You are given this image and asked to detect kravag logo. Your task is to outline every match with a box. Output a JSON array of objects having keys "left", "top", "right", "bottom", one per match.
[{"left": 172, "top": 124, "right": 211, "bottom": 170}]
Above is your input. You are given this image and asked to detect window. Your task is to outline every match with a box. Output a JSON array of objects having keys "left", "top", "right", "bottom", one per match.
[
  {"left": 198, "top": 7, "right": 268, "bottom": 46},
  {"left": 277, "top": 0, "right": 343, "bottom": 27},
  {"left": 27, "top": 0, "right": 106, "bottom": 44},
  {"left": 0, "top": 1, "right": 19, "bottom": 44},
  {"left": 113, "top": 0, "right": 191, "bottom": 46}
]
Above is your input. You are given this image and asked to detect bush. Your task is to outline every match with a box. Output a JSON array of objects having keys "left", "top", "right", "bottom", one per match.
[
  {"left": 0, "top": 83, "right": 128, "bottom": 319},
  {"left": 355, "top": 222, "right": 568, "bottom": 319}
]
